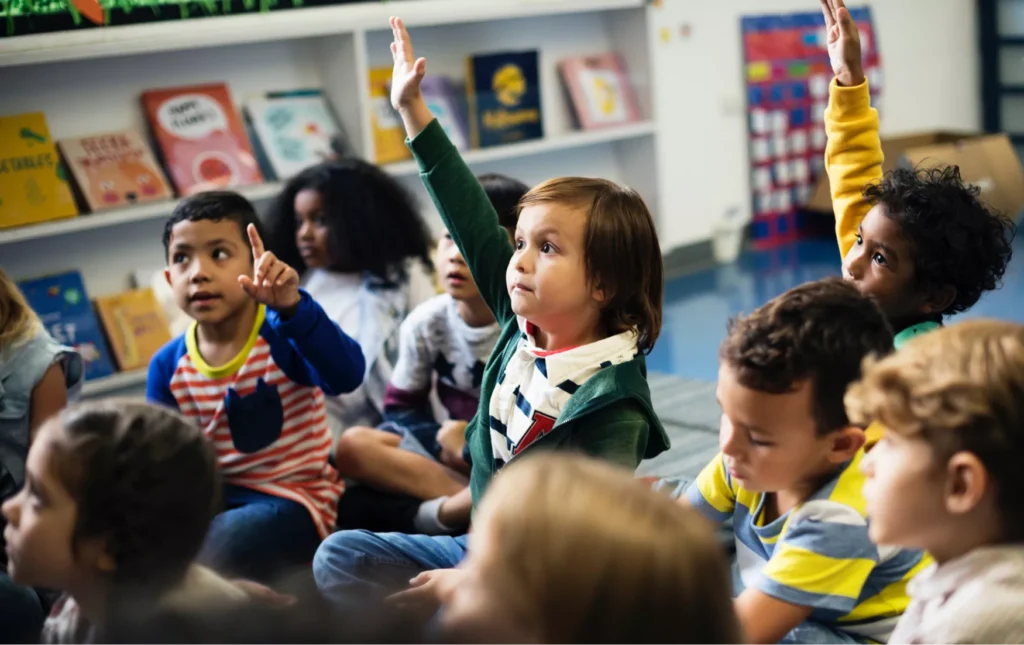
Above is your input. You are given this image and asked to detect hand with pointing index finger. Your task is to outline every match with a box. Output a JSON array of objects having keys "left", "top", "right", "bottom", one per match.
[
  {"left": 238, "top": 223, "right": 301, "bottom": 315},
  {"left": 820, "top": 0, "right": 865, "bottom": 87}
]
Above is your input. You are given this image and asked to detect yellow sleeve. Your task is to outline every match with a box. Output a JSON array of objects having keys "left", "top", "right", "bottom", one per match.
[
  {"left": 824, "top": 79, "right": 883, "bottom": 259},
  {"left": 685, "top": 453, "right": 736, "bottom": 523}
]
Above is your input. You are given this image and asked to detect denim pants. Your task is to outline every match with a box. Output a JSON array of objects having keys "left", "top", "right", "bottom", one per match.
[
  {"left": 199, "top": 485, "right": 322, "bottom": 583},
  {"left": 0, "top": 572, "right": 44, "bottom": 643},
  {"left": 313, "top": 529, "right": 468, "bottom": 609}
]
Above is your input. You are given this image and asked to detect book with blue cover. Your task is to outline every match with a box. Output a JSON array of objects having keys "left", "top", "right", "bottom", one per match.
[
  {"left": 18, "top": 271, "right": 115, "bottom": 381},
  {"left": 466, "top": 50, "right": 543, "bottom": 148},
  {"left": 244, "top": 89, "right": 344, "bottom": 180}
]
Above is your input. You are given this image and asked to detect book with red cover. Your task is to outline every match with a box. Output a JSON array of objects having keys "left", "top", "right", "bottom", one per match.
[{"left": 141, "top": 83, "right": 263, "bottom": 195}]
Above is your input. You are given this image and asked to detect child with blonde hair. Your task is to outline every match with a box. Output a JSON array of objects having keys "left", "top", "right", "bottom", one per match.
[
  {"left": 312, "top": 16, "right": 669, "bottom": 607},
  {"left": 847, "top": 320, "right": 1024, "bottom": 644},
  {"left": 0, "top": 267, "right": 83, "bottom": 642},
  {"left": 435, "top": 452, "right": 740, "bottom": 644},
  {"left": 2, "top": 399, "right": 248, "bottom": 643}
]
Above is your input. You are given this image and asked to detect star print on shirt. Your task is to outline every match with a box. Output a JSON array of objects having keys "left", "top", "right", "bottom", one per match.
[
  {"left": 470, "top": 360, "right": 486, "bottom": 389},
  {"left": 434, "top": 352, "right": 456, "bottom": 385}
]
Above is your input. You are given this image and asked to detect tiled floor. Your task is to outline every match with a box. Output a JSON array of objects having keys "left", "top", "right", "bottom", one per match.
[{"left": 648, "top": 234, "right": 1024, "bottom": 382}]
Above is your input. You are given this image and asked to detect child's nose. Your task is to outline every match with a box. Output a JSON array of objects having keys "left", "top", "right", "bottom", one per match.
[
  {"left": 2, "top": 495, "right": 19, "bottom": 525},
  {"left": 843, "top": 248, "right": 866, "bottom": 280}
]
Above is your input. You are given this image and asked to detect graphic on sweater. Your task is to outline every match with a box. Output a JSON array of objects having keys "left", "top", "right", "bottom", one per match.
[
  {"left": 146, "top": 294, "right": 364, "bottom": 539},
  {"left": 383, "top": 294, "right": 500, "bottom": 424}
]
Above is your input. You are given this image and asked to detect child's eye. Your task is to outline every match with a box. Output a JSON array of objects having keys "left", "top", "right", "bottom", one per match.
[
  {"left": 515, "top": 239, "right": 525, "bottom": 250},
  {"left": 855, "top": 234, "right": 864, "bottom": 245},
  {"left": 313, "top": 215, "right": 327, "bottom": 227},
  {"left": 749, "top": 437, "right": 773, "bottom": 447},
  {"left": 443, "top": 233, "right": 453, "bottom": 241},
  {"left": 213, "top": 248, "right": 229, "bottom": 261},
  {"left": 872, "top": 252, "right": 887, "bottom": 266},
  {"left": 541, "top": 242, "right": 554, "bottom": 254},
  {"left": 172, "top": 253, "right": 188, "bottom": 264}
]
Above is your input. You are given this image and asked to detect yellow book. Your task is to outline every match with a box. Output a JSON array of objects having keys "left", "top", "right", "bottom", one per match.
[
  {"left": 368, "top": 67, "right": 413, "bottom": 164},
  {"left": 0, "top": 112, "right": 79, "bottom": 229},
  {"left": 93, "top": 288, "right": 172, "bottom": 372}
]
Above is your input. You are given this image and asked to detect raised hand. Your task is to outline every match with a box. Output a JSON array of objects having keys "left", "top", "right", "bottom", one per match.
[
  {"left": 820, "top": 0, "right": 865, "bottom": 87},
  {"left": 390, "top": 16, "right": 427, "bottom": 112},
  {"left": 238, "top": 223, "right": 301, "bottom": 313}
]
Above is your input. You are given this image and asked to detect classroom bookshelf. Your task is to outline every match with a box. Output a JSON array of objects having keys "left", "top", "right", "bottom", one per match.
[{"left": 0, "top": 0, "right": 672, "bottom": 397}]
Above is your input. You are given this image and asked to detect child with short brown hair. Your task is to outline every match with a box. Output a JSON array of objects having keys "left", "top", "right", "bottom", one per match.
[
  {"left": 438, "top": 452, "right": 740, "bottom": 644},
  {"left": 847, "top": 319, "right": 1024, "bottom": 644}
]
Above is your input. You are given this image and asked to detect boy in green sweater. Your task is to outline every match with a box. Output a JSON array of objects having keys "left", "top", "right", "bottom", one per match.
[{"left": 312, "top": 17, "right": 669, "bottom": 611}]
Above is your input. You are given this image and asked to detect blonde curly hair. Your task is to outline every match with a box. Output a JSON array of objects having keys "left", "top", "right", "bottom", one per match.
[
  {"left": 0, "top": 266, "right": 41, "bottom": 349},
  {"left": 845, "top": 319, "right": 1024, "bottom": 539}
]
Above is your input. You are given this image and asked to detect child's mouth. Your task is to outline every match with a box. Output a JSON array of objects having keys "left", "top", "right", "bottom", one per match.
[{"left": 189, "top": 292, "right": 221, "bottom": 307}]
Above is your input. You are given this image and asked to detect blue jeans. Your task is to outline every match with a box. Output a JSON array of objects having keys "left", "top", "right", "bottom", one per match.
[
  {"left": 0, "top": 572, "right": 44, "bottom": 643},
  {"left": 780, "top": 622, "right": 864, "bottom": 644},
  {"left": 199, "top": 485, "right": 322, "bottom": 583},
  {"left": 313, "top": 530, "right": 468, "bottom": 609}
]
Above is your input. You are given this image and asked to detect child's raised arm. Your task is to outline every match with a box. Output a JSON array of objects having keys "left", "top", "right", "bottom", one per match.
[
  {"left": 821, "top": 0, "right": 883, "bottom": 259},
  {"left": 388, "top": 16, "right": 516, "bottom": 324}
]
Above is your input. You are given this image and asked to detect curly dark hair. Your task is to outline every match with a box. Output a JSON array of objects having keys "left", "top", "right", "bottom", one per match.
[
  {"left": 50, "top": 400, "right": 219, "bottom": 594},
  {"left": 162, "top": 191, "right": 264, "bottom": 261},
  {"left": 265, "top": 159, "right": 434, "bottom": 283},
  {"left": 864, "top": 165, "right": 1017, "bottom": 316},
  {"left": 720, "top": 277, "right": 894, "bottom": 435}
]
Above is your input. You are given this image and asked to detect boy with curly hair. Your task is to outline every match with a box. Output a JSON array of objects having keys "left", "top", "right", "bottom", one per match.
[{"left": 823, "top": 0, "right": 1015, "bottom": 342}]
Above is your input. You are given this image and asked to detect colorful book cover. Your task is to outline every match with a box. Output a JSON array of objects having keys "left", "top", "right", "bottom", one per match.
[
  {"left": 368, "top": 67, "right": 413, "bottom": 165},
  {"left": 560, "top": 53, "right": 641, "bottom": 130},
  {"left": 58, "top": 129, "right": 173, "bottom": 212},
  {"left": 466, "top": 50, "right": 543, "bottom": 148},
  {"left": 141, "top": 83, "right": 263, "bottom": 196},
  {"left": 0, "top": 112, "right": 79, "bottom": 230},
  {"left": 17, "top": 271, "right": 115, "bottom": 381},
  {"left": 244, "top": 90, "right": 343, "bottom": 180},
  {"left": 421, "top": 76, "right": 470, "bottom": 151},
  {"left": 93, "top": 288, "right": 172, "bottom": 372}
]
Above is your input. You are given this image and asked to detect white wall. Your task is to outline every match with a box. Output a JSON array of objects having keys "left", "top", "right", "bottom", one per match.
[{"left": 649, "top": 0, "right": 980, "bottom": 251}]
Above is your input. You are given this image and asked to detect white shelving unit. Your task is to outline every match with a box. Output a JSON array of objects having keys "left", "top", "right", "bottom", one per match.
[{"left": 0, "top": 0, "right": 666, "bottom": 397}]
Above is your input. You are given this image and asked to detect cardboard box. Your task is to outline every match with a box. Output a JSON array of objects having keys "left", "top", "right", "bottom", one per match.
[{"left": 806, "top": 131, "right": 1024, "bottom": 221}]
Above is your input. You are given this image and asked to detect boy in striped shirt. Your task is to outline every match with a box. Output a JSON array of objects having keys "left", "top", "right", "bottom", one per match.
[
  {"left": 147, "top": 191, "right": 366, "bottom": 583},
  {"left": 685, "top": 278, "right": 931, "bottom": 644}
]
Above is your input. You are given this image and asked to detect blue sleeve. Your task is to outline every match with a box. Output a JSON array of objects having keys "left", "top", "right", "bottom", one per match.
[
  {"left": 146, "top": 338, "right": 184, "bottom": 410},
  {"left": 265, "top": 289, "right": 366, "bottom": 396}
]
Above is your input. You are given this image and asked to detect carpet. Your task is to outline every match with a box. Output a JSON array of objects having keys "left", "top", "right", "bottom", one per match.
[{"left": 637, "top": 371, "right": 721, "bottom": 480}]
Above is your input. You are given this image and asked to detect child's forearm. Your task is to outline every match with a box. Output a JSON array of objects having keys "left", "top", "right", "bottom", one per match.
[
  {"left": 824, "top": 79, "right": 883, "bottom": 259},
  {"left": 399, "top": 99, "right": 435, "bottom": 140}
]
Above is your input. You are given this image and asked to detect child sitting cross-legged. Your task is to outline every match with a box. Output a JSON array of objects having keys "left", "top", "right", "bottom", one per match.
[
  {"left": 312, "top": 16, "right": 669, "bottom": 610},
  {"left": 332, "top": 173, "right": 528, "bottom": 536},
  {"left": 1, "top": 400, "right": 250, "bottom": 644},
  {"left": 147, "top": 191, "right": 366, "bottom": 584},
  {"left": 846, "top": 320, "right": 1024, "bottom": 644},
  {"left": 683, "top": 277, "right": 931, "bottom": 644}
]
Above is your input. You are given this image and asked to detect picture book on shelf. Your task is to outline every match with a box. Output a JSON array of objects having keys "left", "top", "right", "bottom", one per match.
[
  {"left": 0, "top": 112, "right": 79, "bottom": 230},
  {"left": 421, "top": 76, "right": 470, "bottom": 151},
  {"left": 368, "top": 67, "right": 412, "bottom": 164},
  {"left": 559, "top": 53, "right": 641, "bottom": 130},
  {"left": 94, "top": 288, "right": 172, "bottom": 372},
  {"left": 58, "top": 130, "right": 173, "bottom": 212},
  {"left": 245, "top": 89, "right": 344, "bottom": 180},
  {"left": 466, "top": 50, "right": 543, "bottom": 148},
  {"left": 141, "top": 83, "right": 263, "bottom": 196},
  {"left": 17, "top": 271, "right": 114, "bottom": 382}
]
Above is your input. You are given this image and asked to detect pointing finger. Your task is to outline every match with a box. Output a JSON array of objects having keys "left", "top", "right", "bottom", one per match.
[{"left": 247, "top": 223, "right": 265, "bottom": 260}]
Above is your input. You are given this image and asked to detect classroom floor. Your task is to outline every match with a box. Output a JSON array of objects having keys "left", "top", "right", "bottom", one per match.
[{"left": 647, "top": 233, "right": 1024, "bottom": 383}]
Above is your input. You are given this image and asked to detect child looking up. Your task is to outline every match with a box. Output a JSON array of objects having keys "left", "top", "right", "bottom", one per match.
[
  {"left": 822, "top": 0, "right": 1015, "bottom": 343},
  {"left": 265, "top": 160, "right": 436, "bottom": 435},
  {"left": 684, "top": 278, "right": 929, "bottom": 644},
  {"left": 147, "top": 191, "right": 365, "bottom": 583},
  {"left": 312, "top": 17, "right": 669, "bottom": 608},
  {"left": 848, "top": 320, "right": 1024, "bottom": 644},
  {"left": 1, "top": 400, "right": 246, "bottom": 643},
  {"left": 438, "top": 453, "right": 740, "bottom": 644}
]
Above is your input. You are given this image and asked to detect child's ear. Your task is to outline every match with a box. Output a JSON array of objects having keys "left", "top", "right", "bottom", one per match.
[
  {"left": 921, "top": 284, "right": 956, "bottom": 316},
  {"left": 77, "top": 536, "right": 117, "bottom": 575},
  {"left": 163, "top": 268, "right": 172, "bottom": 287},
  {"left": 944, "top": 451, "right": 989, "bottom": 516},
  {"left": 827, "top": 426, "right": 866, "bottom": 463}
]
